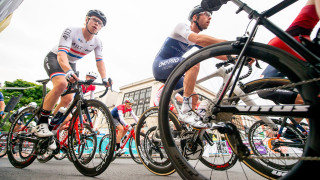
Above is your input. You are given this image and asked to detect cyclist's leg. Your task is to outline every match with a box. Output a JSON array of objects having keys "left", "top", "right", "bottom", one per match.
[{"left": 113, "top": 117, "right": 122, "bottom": 151}]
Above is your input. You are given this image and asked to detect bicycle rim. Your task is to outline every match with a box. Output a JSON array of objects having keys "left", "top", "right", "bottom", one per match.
[{"left": 158, "top": 41, "right": 320, "bottom": 180}]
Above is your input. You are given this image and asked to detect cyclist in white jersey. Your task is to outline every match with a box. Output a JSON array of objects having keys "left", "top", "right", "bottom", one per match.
[
  {"left": 153, "top": 5, "right": 228, "bottom": 128},
  {"left": 37, "top": 10, "right": 111, "bottom": 149}
]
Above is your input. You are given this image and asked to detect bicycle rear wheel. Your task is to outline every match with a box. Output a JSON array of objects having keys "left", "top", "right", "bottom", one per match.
[
  {"left": 158, "top": 41, "right": 320, "bottom": 180},
  {"left": 68, "top": 99, "right": 116, "bottom": 177},
  {"left": 7, "top": 106, "right": 37, "bottom": 168}
]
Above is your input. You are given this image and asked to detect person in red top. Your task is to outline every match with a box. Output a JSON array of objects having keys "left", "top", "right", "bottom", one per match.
[
  {"left": 81, "top": 71, "right": 97, "bottom": 99},
  {"left": 261, "top": 0, "right": 320, "bottom": 78},
  {"left": 111, "top": 97, "right": 139, "bottom": 155}
]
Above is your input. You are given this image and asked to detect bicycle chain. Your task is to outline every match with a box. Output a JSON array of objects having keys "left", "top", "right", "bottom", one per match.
[
  {"left": 244, "top": 155, "right": 320, "bottom": 161},
  {"left": 223, "top": 77, "right": 320, "bottom": 102}
]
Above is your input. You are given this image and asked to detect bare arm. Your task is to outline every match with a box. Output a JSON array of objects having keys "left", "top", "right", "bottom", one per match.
[
  {"left": 0, "top": 101, "right": 5, "bottom": 112},
  {"left": 188, "top": 33, "right": 228, "bottom": 60},
  {"left": 96, "top": 60, "right": 106, "bottom": 79},
  {"left": 57, "top": 51, "right": 73, "bottom": 72}
]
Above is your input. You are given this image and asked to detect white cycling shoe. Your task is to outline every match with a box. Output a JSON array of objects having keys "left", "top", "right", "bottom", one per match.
[
  {"left": 180, "top": 111, "right": 210, "bottom": 129},
  {"left": 35, "top": 123, "right": 54, "bottom": 137},
  {"left": 115, "top": 149, "right": 125, "bottom": 155}
]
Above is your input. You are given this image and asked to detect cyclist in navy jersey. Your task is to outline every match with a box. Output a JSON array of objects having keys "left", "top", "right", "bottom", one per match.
[
  {"left": 37, "top": 10, "right": 111, "bottom": 150},
  {"left": 0, "top": 92, "right": 5, "bottom": 119},
  {"left": 153, "top": 5, "right": 228, "bottom": 128}
]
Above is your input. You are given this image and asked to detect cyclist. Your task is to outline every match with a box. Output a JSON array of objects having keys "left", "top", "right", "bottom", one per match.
[
  {"left": 259, "top": 0, "right": 319, "bottom": 138},
  {"left": 82, "top": 71, "right": 98, "bottom": 99},
  {"left": 260, "top": 0, "right": 319, "bottom": 109},
  {"left": 37, "top": 10, "right": 111, "bottom": 150},
  {"left": 152, "top": 5, "right": 228, "bottom": 128},
  {"left": 0, "top": 92, "right": 4, "bottom": 119},
  {"left": 111, "top": 98, "right": 139, "bottom": 155}
]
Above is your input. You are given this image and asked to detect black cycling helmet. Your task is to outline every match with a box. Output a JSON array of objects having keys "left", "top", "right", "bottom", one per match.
[
  {"left": 188, "top": 5, "right": 211, "bottom": 22},
  {"left": 87, "top": 9, "right": 107, "bottom": 26}
]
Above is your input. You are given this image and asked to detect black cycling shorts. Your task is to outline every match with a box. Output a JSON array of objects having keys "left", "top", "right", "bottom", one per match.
[
  {"left": 44, "top": 51, "right": 76, "bottom": 80},
  {"left": 258, "top": 89, "right": 298, "bottom": 104}
]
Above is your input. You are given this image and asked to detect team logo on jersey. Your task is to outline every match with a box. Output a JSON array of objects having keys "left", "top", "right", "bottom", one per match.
[
  {"left": 63, "top": 28, "right": 72, "bottom": 40},
  {"left": 78, "top": 38, "right": 83, "bottom": 43}
]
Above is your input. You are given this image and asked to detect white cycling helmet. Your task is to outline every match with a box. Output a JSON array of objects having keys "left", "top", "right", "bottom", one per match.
[
  {"left": 28, "top": 102, "right": 37, "bottom": 108},
  {"left": 86, "top": 71, "right": 98, "bottom": 79},
  {"left": 124, "top": 97, "right": 134, "bottom": 104}
]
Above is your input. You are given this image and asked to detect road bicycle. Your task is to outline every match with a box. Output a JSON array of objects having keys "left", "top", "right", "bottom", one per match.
[
  {"left": 158, "top": 0, "right": 320, "bottom": 179},
  {"left": 136, "top": 60, "right": 303, "bottom": 176},
  {"left": 7, "top": 77, "right": 116, "bottom": 177},
  {"left": 0, "top": 94, "right": 22, "bottom": 129},
  {"left": 99, "top": 122, "right": 145, "bottom": 164}
]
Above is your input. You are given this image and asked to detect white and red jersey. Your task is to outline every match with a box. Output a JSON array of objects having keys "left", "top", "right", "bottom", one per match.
[
  {"left": 81, "top": 84, "right": 96, "bottom": 99},
  {"left": 51, "top": 27, "right": 103, "bottom": 64}
]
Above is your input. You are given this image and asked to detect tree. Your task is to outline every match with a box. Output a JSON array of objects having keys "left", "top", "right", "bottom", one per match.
[
  {"left": 0, "top": 79, "right": 50, "bottom": 108},
  {"left": 0, "top": 79, "right": 51, "bottom": 132}
]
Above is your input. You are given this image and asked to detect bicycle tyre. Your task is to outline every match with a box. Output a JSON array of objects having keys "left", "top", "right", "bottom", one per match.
[
  {"left": 158, "top": 41, "right": 320, "bottom": 180},
  {"left": 135, "top": 106, "right": 178, "bottom": 176},
  {"left": 7, "top": 106, "right": 37, "bottom": 168},
  {"left": 68, "top": 99, "right": 116, "bottom": 177},
  {"left": 248, "top": 118, "right": 305, "bottom": 170},
  {"left": 243, "top": 78, "right": 306, "bottom": 171},
  {"left": 0, "top": 133, "right": 8, "bottom": 158},
  {"left": 129, "top": 133, "right": 144, "bottom": 164}
]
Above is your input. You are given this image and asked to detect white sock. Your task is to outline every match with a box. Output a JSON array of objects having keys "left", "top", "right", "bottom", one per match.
[{"left": 181, "top": 97, "right": 192, "bottom": 113}]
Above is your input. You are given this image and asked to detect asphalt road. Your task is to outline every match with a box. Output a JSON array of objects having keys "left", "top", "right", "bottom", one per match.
[{"left": 0, "top": 156, "right": 266, "bottom": 180}]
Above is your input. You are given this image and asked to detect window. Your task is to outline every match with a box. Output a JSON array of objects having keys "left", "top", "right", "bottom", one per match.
[{"left": 123, "top": 87, "right": 152, "bottom": 117}]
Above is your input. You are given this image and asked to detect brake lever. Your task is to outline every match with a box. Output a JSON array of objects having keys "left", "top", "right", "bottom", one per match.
[{"left": 99, "top": 77, "right": 113, "bottom": 98}]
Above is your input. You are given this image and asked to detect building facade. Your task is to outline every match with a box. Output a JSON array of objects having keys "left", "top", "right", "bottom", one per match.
[{"left": 90, "top": 77, "right": 216, "bottom": 129}]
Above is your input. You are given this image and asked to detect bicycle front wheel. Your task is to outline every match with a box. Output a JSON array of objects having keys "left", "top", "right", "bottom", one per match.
[
  {"left": 135, "top": 106, "right": 179, "bottom": 176},
  {"left": 68, "top": 99, "right": 116, "bottom": 177},
  {"left": 129, "top": 134, "right": 144, "bottom": 164},
  {"left": 158, "top": 41, "right": 320, "bottom": 180}
]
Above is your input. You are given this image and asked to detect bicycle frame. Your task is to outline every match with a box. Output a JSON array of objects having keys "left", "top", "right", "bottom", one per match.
[
  {"left": 171, "top": 66, "right": 278, "bottom": 129},
  {"left": 210, "top": 0, "right": 319, "bottom": 119},
  {"left": 119, "top": 128, "right": 136, "bottom": 150}
]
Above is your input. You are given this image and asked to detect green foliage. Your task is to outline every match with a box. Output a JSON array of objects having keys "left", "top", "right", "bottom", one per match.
[{"left": 0, "top": 79, "right": 50, "bottom": 109}]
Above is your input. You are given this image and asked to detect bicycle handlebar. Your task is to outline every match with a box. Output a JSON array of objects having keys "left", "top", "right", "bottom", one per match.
[
  {"left": 61, "top": 77, "right": 113, "bottom": 98},
  {"left": 215, "top": 55, "right": 255, "bottom": 80}
]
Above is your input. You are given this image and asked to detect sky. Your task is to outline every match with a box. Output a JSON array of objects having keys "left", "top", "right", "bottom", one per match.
[{"left": 0, "top": 0, "right": 316, "bottom": 92}]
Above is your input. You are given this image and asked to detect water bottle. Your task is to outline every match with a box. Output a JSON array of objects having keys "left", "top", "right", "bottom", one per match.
[{"left": 50, "top": 107, "right": 67, "bottom": 127}]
